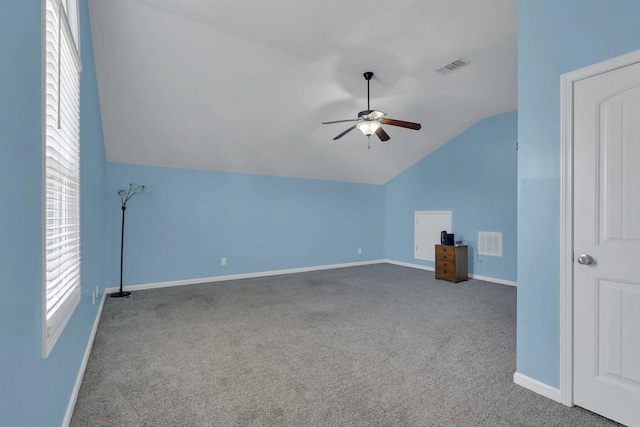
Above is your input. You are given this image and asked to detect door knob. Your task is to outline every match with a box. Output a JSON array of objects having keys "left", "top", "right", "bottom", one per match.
[{"left": 577, "top": 254, "right": 594, "bottom": 265}]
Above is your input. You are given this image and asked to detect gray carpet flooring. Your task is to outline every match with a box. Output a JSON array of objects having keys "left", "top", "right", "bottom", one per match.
[{"left": 71, "top": 264, "right": 619, "bottom": 426}]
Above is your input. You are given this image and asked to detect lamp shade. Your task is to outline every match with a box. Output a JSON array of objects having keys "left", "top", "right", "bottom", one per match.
[{"left": 357, "top": 120, "right": 381, "bottom": 136}]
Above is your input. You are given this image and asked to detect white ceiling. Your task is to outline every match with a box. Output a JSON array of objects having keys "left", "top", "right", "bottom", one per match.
[{"left": 88, "top": 0, "right": 517, "bottom": 185}]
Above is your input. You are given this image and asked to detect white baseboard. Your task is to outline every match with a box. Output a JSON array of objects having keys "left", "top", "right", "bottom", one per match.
[
  {"left": 62, "top": 291, "right": 107, "bottom": 427},
  {"left": 468, "top": 273, "right": 517, "bottom": 287},
  {"left": 513, "top": 372, "right": 564, "bottom": 404},
  {"left": 105, "top": 259, "right": 386, "bottom": 293},
  {"left": 384, "top": 259, "right": 517, "bottom": 287},
  {"left": 384, "top": 259, "right": 435, "bottom": 272}
]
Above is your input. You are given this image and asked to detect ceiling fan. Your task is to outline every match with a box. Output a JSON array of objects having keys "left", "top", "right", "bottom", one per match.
[{"left": 322, "top": 71, "right": 421, "bottom": 147}]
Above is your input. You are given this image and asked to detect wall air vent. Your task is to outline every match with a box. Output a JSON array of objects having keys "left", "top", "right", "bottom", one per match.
[
  {"left": 478, "top": 231, "right": 502, "bottom": 257},
  {"left": 436, "top": 58, "right": 469, "bottom": 75}
]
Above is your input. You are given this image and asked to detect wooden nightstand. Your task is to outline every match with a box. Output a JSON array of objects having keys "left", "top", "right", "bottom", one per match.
[{"left": 435, "top": 245, "right": 468, "bottom": 283}]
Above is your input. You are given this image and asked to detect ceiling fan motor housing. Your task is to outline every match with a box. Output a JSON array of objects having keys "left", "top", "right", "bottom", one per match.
[{"left": 358, "top": 110, "right": 385, "bottom": 120}]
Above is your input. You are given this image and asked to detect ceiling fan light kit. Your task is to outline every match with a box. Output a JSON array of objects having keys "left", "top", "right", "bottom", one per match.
[
  {"left": 356, "top": 120, "right": 381, "bottom": 136},
  {"left": 322, "top": 71, "right": 421, "bottom": 147}
]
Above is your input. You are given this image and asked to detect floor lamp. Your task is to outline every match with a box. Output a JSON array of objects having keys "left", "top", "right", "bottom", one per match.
[{"left": 111, "top": 183, "right": 151, "bottom": 298}]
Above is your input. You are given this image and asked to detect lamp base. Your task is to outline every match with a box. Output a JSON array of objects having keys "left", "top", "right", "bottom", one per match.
[{"left": 110, "top": 290, "right": 131, "bottom": 298}]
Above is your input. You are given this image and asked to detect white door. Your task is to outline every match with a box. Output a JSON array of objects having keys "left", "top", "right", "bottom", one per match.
[{"left": 573, "top": 60, "right": 640, "bottom": 427}]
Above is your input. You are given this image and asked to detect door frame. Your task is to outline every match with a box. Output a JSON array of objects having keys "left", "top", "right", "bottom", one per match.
[{"left": 559, "top": 49, "right": 640, "bottom": 407}]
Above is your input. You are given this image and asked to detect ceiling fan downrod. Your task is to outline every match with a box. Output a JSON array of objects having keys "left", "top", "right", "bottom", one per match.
[{"left": 364, "top": 71, "right": 374, "bottom": 111}]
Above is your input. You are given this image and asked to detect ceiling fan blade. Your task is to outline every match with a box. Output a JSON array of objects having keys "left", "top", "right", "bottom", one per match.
[
  {"left": 376, "top": 127, "right": 390, "bottom": 141},
  {"left": 333, "top": 125, "right": 357, "bottom": 140},
  {"left": 322, "top": 119, "right": 358, "bottom": 125},
  {"left": 381, "top": 118, "right": 421, "bottom": 130}
]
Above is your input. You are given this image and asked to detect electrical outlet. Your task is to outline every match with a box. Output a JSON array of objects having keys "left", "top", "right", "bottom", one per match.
[
  {"left": 221, "top": 257, "right": 227, "bottom": 266},
  {"left": 358, "top": 248, "right": 362, "bottom": 254},
  {"left": 92, "top": 292, "right": 95, "bottom": 305}
]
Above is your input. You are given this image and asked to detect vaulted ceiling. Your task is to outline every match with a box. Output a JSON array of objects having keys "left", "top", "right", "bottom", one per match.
[{"left": 88, "top": 0, "right": 517, "bottom": 184}]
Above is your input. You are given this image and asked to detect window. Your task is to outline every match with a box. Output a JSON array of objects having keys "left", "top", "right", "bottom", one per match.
[{"left": 43, "top": 0, "right": 82, "bottom": 358}]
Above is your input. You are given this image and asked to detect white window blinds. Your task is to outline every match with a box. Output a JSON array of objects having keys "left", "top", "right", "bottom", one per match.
[{"left": 43, "top": 0, "right": 82, "bottom": 357}]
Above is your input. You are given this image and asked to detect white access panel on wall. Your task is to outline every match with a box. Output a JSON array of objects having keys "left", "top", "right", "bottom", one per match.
[{"left": 415, "top": 211, "right": 452, "bottom": 261}]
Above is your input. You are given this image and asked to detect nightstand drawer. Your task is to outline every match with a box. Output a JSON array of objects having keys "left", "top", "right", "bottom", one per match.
[
  {"left": 435, "top": 245, "right": 456, "bottom": 261},
  {"left": 436, "top": 260, "right": 454, "bottom": 272},
  {"left": 435, "top": 262, "right": 457, "bottom": 281}
]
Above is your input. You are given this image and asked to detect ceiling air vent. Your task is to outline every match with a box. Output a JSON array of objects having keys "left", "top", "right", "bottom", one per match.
[{"left": 436, "top": 58, "right": 469, "bottom": 75}]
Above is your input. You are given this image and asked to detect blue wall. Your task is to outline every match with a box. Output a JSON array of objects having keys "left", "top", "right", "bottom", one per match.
[
  {"left": 385, "top": 111, "right": 518, "bottom": 282},
  {"left": 105, "top": 163, "right": 385, "bottom": 287},
  {"left": 0, "top": 1, "right": 108, "bottom": 425},
  {"left": 517, "top": 0, "right": 640, "bottom": 387}
]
